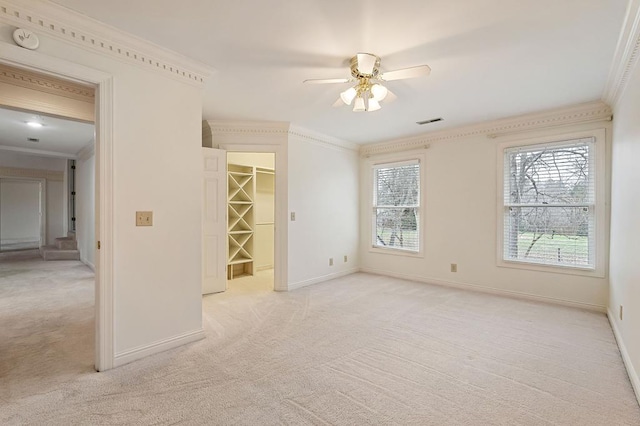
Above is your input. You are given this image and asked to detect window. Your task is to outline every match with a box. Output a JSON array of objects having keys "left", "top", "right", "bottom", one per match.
[
  {"left": 372, "top": 160, "right": 420, "bottom": 252},
  {"left": 502, "top": 137, "right": 596, "bottom": 269}
]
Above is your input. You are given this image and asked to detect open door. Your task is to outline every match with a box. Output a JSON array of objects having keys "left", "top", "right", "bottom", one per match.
[{"left": 202, "top": 147, "right": 227, "bottom": 294}]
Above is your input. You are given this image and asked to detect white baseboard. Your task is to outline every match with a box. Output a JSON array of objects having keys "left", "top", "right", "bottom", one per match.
[
  {"left": 80, "top": 257, "right": 95, "bottom": 272},
  {"left": 288, "top": 268, "right": 359, "bottom": 291},
  {"left": 360, "top": 267, "right": 607, "bottom": 312},
  {"left": 114, "top": 328, "right": 205, "bottom": 368},
  {"left": 607, "top": 309, "right": 640, "bottom": 406}
]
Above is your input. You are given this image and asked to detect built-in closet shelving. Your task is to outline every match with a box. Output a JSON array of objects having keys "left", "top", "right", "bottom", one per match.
[
  {"left": 227, "top": 164, "right": 255, "bottom": 279},
  {"left": 227, "top": 163, "right": 275, "bottom": 279}
]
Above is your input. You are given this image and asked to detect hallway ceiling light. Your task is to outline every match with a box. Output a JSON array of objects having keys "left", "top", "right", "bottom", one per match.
[{"left": 26, "top": 121, "right": 43, "bottom": 128}]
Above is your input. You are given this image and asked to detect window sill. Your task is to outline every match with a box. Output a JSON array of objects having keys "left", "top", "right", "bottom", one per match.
[{"left": 497, "top": 259, "right": 604, "bottom": 278}]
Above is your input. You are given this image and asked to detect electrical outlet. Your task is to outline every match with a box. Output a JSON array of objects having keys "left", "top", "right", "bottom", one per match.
[
  {"left": 136, "top": 211, "right": 153, "bottom": 226},
  {"left": 290, "top": 212, "right": 296, "bottom": 221},
  {"left": 620, "top": 305, "right": 623, "bottom": 321},
  {"left": 329, "top": 258, "right": 334, "bottom": 266},
  {"left": 450, "top": 263, "right": 457, "bottom": 273},
  {"left": 344, "top": 255, "right": 348, "bottom": 263}
]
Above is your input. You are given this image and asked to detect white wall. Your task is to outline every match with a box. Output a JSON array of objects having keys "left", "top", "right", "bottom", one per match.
[
  {"left": 76, "top": 147, "right": 95, "bottom": 268},
  {"left": 0, "top": 151, "right": 66, "bottom": 171},
  {"left": 227, "top": 152, "right": 275, "bottom": 169},
  {"left": 360, "top": 120, "right": 611, "bottom": 310},
  {"left": 1, "top": 7, "right": 205, "bottom": 363},
  {"left": 288, "top": 135, "right": 360, "bottom": 288},
  {"left": 609, "top": 50, "right": 640, "bottom": 397},
  {"left": 0, "top": 151, "right": 65, "bottom": 246},
  {"left": 46, "top": 179, "right": 63, "bottom": 244},
  {"left": 0, "top": 179, "right": 40, "bottom": 246}
]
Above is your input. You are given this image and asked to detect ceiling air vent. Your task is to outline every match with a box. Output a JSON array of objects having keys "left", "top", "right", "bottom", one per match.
[
  {"left": 416, "top": 117, "right": 443, "bottom": 125},
  {"left": 27, "top": 138, "right": 40, "bottom": 142}
]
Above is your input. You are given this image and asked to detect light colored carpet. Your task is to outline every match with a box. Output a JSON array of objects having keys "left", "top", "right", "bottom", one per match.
[{"left": 0, "top": 261, "right": 639, "bottom": 425}]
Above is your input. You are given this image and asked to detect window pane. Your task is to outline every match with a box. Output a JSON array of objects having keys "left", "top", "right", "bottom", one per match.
[
  {"left": 375, "top": 164, "right": 419, "bottom": 206},
  {"left": 506, "top": 142, "right": 592, "bottom": 205},
  {"left": 375, "top": 208, "right": 419, "bottom": 251},
  {"left": 505, "top": 206, "right": 591, "bottom": 267}
]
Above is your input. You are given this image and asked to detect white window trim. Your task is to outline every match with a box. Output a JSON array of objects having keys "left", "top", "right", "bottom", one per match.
[
  {"left": 496, "top": 129, "right": 606, "bottom": 278},
  {"left": 368, "top": 152, "right": 426, "bottom": 258}
]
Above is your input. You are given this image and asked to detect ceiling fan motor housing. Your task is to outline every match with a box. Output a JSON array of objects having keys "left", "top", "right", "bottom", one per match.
[{"left": 350, "top": 53, "right": 381, "bottom": 78}]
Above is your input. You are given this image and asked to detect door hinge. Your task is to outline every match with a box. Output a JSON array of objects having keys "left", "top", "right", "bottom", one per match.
[{"left": 97, "top": 241, "right": 101, "bottom": 250}]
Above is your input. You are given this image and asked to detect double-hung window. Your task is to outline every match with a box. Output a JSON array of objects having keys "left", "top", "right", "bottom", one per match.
[
  {"left": 372, "top": 160, "right": 420, "bottom": 253},
  {"left": 502, "top": 137, "right": 596, "bottom": 269}
]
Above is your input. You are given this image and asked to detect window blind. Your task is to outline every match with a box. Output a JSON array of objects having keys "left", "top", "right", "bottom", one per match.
[
  {"left": 373, "top": 160, "right": 420, "bottom": 252},
  {"left": 503, "top": 137, "right": 595, "bottom": 268}
]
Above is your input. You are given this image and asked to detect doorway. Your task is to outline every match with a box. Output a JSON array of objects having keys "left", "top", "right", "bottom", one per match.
[
  {"left": 0, "top": 63, "right": 103, "bottom": 380},
  {"left": 226, "top": 152, "right": 275, "bottom": 292}
]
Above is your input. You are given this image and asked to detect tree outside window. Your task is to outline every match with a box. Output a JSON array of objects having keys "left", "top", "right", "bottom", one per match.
[
  {"left": 373, "top": 160, "right": 420, "bottom": 252},
  {"left": 504, "top": 138, "right": 594, "bottom": 268}
]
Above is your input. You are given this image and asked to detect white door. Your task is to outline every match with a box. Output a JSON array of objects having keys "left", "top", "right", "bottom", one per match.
[{"left": 202, "top": 147, "right": 227, "bottom": 294}]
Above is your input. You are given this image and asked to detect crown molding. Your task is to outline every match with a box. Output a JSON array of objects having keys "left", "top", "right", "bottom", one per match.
[
  {"left": 288, "top": 124, "right": 359, "bottom": 152},
  {"left": 0, "top": 0, "right": 213, "bottom": 86},
  {"left": 0, "top": 62, "right": 94, "bottom": 102},
  {"left": 0, "top": 166, "right": 63, "bottom": 180},
  {"left": 603, "top": 0, "right": 640, "bottom": 106},
  {"left": 360, "top": 101, "right": 612, "bottom": 157},
  {"left": 76, "top": 140, "right": 94, "bottom": 160},
  {"left": 206, "top": 120, "right": 358, "bottom": 152},
  {"left": 207, "top": 120, "right": 291, "bottom": 136}
]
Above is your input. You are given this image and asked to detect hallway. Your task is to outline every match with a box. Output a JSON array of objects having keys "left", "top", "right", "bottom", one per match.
[{"left": 0, "top": 254, "right": 94, "bottom": 401}]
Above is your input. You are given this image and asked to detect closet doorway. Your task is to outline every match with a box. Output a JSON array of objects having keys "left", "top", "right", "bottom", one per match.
[{"left": 226, "top": 152, "right": 275, "bottom": 292}]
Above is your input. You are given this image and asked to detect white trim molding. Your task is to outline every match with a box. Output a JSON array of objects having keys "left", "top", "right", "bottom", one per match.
[
  {"left": 603, "top": 0, "right": 640, "bottom": 106},
  {"left": 360, "top": 101, "right": 612, "bottom": 157},
  {"left": 361, "top": 267, "right": 608, "bottom": 313},
  {"left": 0, "top": 0, "right": 212, "bottom": 85},
  {"left": 289, "top": 124, "right": 359, "bottom": 152},
  {"left": 206, "top": 120, "right": 358, "bottom": 152},
  {"left": 288, "top": 268, "right": 359, "bottom": 291},
  {"left": 607, "top": 309, "right": 640, "bottom": 406},
  {"left": 0, "top": 41, "right": 116, "bottom": 372},
  {"left": 114, "top": 329, "right": 205, "bottom": 368}
]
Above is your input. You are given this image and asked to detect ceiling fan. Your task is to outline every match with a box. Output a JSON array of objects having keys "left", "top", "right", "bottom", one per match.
[{"left": 304, "top": 53, "right": 431, "bottom": 112}]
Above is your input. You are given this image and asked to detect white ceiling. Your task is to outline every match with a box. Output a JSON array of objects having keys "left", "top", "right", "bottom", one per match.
[
  {"left": 51, "top": 0, "right": 628, "bottom": 144},
  {"left": 0, "top": 107, "right": 94, "bottom": 157}
]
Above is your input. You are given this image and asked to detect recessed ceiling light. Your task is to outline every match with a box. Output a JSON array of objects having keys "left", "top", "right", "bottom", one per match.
[{"left": 26, "top": 121, "right": 43, "bottom": 128}]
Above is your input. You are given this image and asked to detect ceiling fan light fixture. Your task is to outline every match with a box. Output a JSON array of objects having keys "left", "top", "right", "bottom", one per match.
[
  {"left": 353, "top": 96, "right": 366, "bottom": 112},
  {"left": 371, "top": 84, "right": 388, "bottom": 101},
  {"left": 368, "top": 98, "right": 381, "bottom": 112},
  {"left": 340, "top": 87, "right": 357, "bottom": 105}
]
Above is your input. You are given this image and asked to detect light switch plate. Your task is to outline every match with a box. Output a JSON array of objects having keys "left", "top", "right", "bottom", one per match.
[{"left": 136, "top": 211, "right": 153, "bottom": 226}]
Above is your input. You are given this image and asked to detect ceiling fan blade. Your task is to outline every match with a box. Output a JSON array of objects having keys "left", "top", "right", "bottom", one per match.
[
  {"left": 332, "top": 98, "right": 344, "bottom": 108},
  {"left": 384, "top": 89, "right": 398, "bottom": 103},
  {"left": 303, "top": 78, "right": 351, "bottom": 84},
  {"left": 380, "top": 65, "right": 431, "bottom": 81},
  {"left": 356, "top": 53, "right": 378, "bottom": 75}
]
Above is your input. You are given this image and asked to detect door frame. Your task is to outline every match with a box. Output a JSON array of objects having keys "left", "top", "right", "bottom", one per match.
[
  {"left": 220, "top": 144, "right": 288, "bottom": 291},
  {"left": 0, "top": 177, "right": 46, "bottom": 251},
  {"left": 0, "top": 43, "right": 115, "bottom": 371}
]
